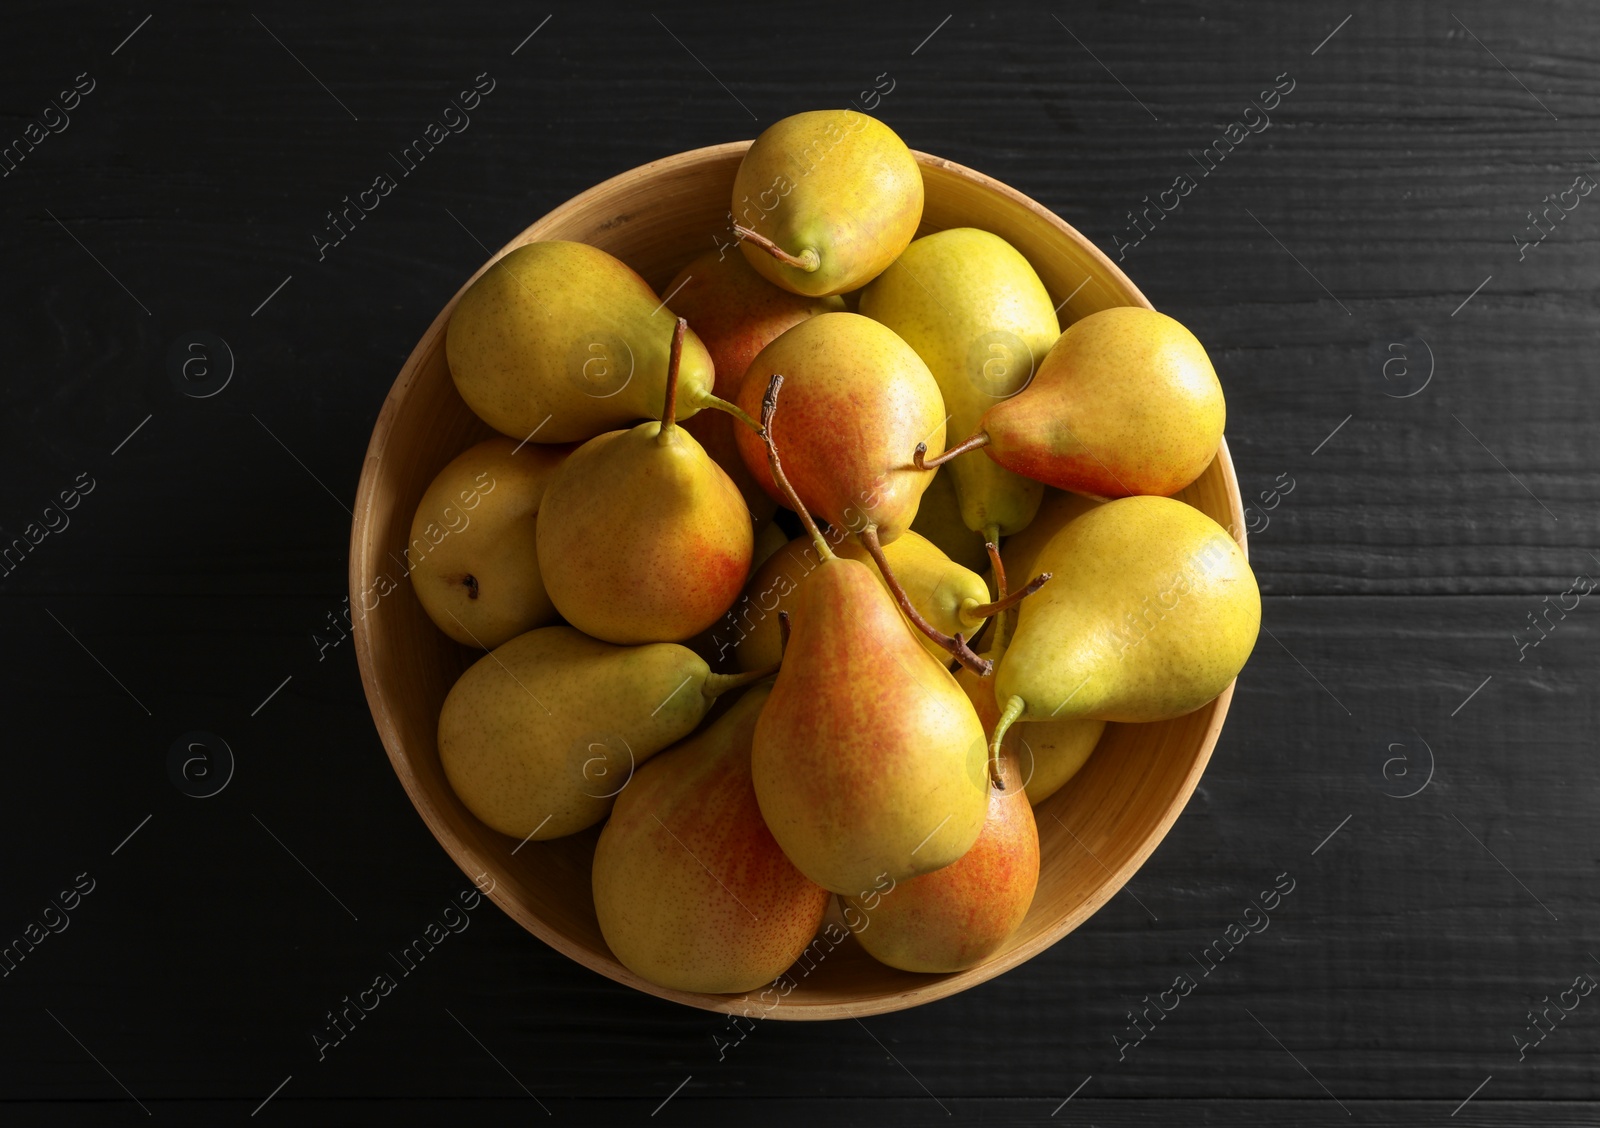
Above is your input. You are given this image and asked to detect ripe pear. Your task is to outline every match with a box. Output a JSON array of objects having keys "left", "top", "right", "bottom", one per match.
[
  {"left": 999, "top": 489, "right": 1101, "bottom": 588},
  {"left": 732, "top": 110, "right": 923, "bottom": 297},
  {"left": 437, "top": 626, "right": 770, "bottom": 841},
  {"left": 910, "top": 467, "right": 990, "bottom": 575},
  {"left": 732, "top": 313, "right": 944, "bottom": 544},
  {"left": 843, "top": 751, "right": 1039, "bottom": 973},
  {"left": 727, "top": 530, "right": 1011, "bottom": 673},
  {"left": 724, "top": 533, "right": 827, "bottom": 673},
  {"left": 446, "top": 241, "right": 736, "bottom": 443},
  {"left": 921, "top": 307, "right": 1225, "bottom": 499},
  {"left": 992, "top": 498, "right": 1259, "bottom": 748},
  {"left": 535, "top": 320, "right": 754, "bottom": 645},
  {"left": 957, "top": 655, "right": 1103, "bottom": 807},
  {"left": 408, "top": 437, "right": 568, "bottom": 650},
  {"left": 860, "top": 228, "right": 1058, "bottom": 539},
  {"left": 592, "top": 684, "right": 831, "bottom": 994},
  {"left": 835, "top": 531, "right": 1001, "bottom": 664},
  {"left": 666, "top": 249, "right": 843, "bottom": 517},
  {"left": 748, "top": 376, "right": 988, "bottom": 894}
]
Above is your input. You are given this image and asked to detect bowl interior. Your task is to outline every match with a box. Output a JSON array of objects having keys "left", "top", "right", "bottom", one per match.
[{"left": 351, "top": 142, "right": 1245, "bottom": 1020}]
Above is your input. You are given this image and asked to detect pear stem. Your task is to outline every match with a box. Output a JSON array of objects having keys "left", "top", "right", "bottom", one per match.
[
  {"left": 694, "top": 392, "right": 763, "bottom": 432},
  {"left": 703, "top": 661, "right": 780, "bottom": 699},
  {"left": 659, "top": 317, "right": 686, "bottom": 439},
  {"left": 759, "top": 374, "right": 835, "bottom": 562},
  {"left": 982, "top": 532, "right": 1010, "bottom": 654},
  {"left": 985, "top": 535, "right": 1006, "bottom": 599},
  {"left": 858, "top": 524, "right": 993, "bottom": 677},
  {"left": 732, "top": 223, "right": 821, "bottom": 272},
  {"left": 990, "top": 694, "right": 1026, "bottom": 789},
  {"left": 961, "top": 571, "right": 1053, "bottom": 625},
  {"left": 914, "top": 429, "right": 989, "bottom": 471},
  {"left": 778, "top": 610, "right": 791, "bottom": 654}
]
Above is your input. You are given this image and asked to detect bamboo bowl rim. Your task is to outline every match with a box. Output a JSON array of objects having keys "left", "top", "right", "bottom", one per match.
[{"left": 351, "top": 140, "right": 1247, "bottom": 1020}]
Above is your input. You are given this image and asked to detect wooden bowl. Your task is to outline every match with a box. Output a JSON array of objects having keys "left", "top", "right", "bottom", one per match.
[{"left": 351, "top": 142, "right": 1246, "bottom": 1020}]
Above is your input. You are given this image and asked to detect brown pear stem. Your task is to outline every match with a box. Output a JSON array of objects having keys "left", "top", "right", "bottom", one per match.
[
  {"left": 914, "top": 429, "right": 990, "bottom": 471},
  {"left": 732, "top": 223, "right": 821, "bottom": 272},
  {"left": 759, "top": 374, "right": 835, "bottom": 562},
  {"left": 658, "top": 317, "right": 685, "bottom": 438},
  {"left": 778, "top": 610, "right": 791, "bottom": 654},
  {"left": 703, "top": 661, "right": 780, "bottom": 699},
  {"left": 962, "top": 572, "right": 1053, "bottom": 624},
  {"left": 989, "top": 694, "right": 1025, "bottom": 789},
  {"left": 857, "top": 524, "right": 993, "bottom": 677},
  {"left": 693, "top": 392, "right": 762, "bottom": 433},
  {"left": 985, "top": 536, "right": 1007, "bottom": 600}
]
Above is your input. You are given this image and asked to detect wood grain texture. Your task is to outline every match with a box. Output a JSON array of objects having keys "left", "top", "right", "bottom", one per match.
[{"left": 0, "top": 0, "right": 1596, "bottom": 1121}]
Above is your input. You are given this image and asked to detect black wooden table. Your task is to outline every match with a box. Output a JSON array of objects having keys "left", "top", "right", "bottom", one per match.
[{"left": 2, "top": 2, "right": 1595, "bottom": 1123}]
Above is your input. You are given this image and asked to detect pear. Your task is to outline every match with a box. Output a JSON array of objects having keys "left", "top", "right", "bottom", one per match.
[
  {"left": 957, "top": 655, "right": 1103, "bottom": 807},
  {"left": 535, "top": 320, "right": 754, "bottom": 645},
  {"left": 918, "top": 307, "right": 1225, "bottom": 500},
  {"left": 991, "top": 498, "right": 1260, "bottom": 758},
  {"left": 666, "top": 249, "right": 843, "bottom": 517},
  {"left": 446, "top": 241, "right": 746, "bottom": 443},
  {"left": 996, "top": 489, "right": 1101, "bottom": 657},
  {"left": 408, "top": 437, "right": 569, "bottom": 650},
  {"left": 747, "top": 375, "right": 988, "bottom": 895},
  {"left": 731, "top": 313, "right": 1003, "bottom": 670},
  {"left": 835, "top": 531, "right": 1021, "bottom": 664},
  {"left": 592, "top": 684, "right": 831, "bottom": 994},
  {"left": 724, "top": 533, "right": 827, "bottom": 673},
  {"left": 999, "top": 489, "right": 1101, "bottom": 589},
  {"left": 860, "top": 228, "right": 1058, "bottom": 540},
  {"left": 910, "top": 466, "right": 990, "bottom": 575},
  {"left": 727, "top": 530, "right": 1024, "bottom": 673},
  {"left": 733, "top": 313, "right": 944, "bottom": 544},
  {"left": 732, "top": 110, "right": 923, "bottom": 297},
  {"left": 750, "top": 515, "right": 789, "bottom": 572},
  {"left": 842, "top": 751, "right": 1039, "bottom": 973},
  {"left": 437, "top": 626, "right": 771, "bottom": 841}
]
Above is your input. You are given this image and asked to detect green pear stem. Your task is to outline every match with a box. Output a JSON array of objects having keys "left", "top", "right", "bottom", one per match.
[
  {"left": 658, "top": 317, "right": 686, "bottom": 440},
  {"left": 914, "top": 429, "right": 990, "bottom": 471},
  {"left": 693, "top": 392, "right": 763, "bottom": 433},
  {"left": 703, "top": 662, "right": 780, "bottom": 699},
  {"left": 960, "top": 571, "right": 1053, "bottom": 626},
  {"left": 990, "top": 694, "right": 1026, "bottom": 789},
  {"left": 759, "top": 374, "right": 835, "bottom": 562},
  {"left": 732, "top": 223, "right": 821, "bottom": 273},
  {"left": 778, "top": 609, "right": 792, "bottom": 654},
  {"left": 857, "top": 524, "right": 993, "bottom": 678}
]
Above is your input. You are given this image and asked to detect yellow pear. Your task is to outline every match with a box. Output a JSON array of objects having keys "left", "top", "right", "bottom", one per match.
[
  {"left": 860, "top": 228, "right": 1058, "bottom": 539},
  {"left": 920, "top": 306, "right": 1225, "bottom": 499},
  {"left": 748, "top": 375, "right": 988, "bottom": 894},
  {"left": 999, "top": 489, "right": 1101, "bottom": 588},
  {"left": 842, "top": 751, "right": 1038, "bottom": 973},
  {"left": 437, "top": 626, "right": 770, "bottom": 841},
  {"left": 593, "top": 684, "right": 831, "bottom": 994},
  {"left": 835, "top": 531, "right": 1000, "bottom": 664},
  {"left": 732, "top": 110, "right": 923, "bottom": 297},
  {"left": 992, "top": 498, "right": 1260, "bottom": 747},
  {"left": 535, "top": 320, "right": 753, "bottom": 645},
  {"left": 910, "top": 466, "right": 990, "bottom": 574},
  {"left": 732, "top": 312, "right": 944, "bottom": 544},
  {"left": 446, "top": 241, "right": 740, "bottom": 443},
  {"left": 665, "top": 248, "right": 843, "bottom": 518},
  {"left": 407, "top": 437, "right": 568, "bottom": 650},
  {"left": 726, "top": 530, "right": 1011, "bottom": 672},
  {"left": 957, "top": 654, "right": 1103, "bottom": 807}
]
